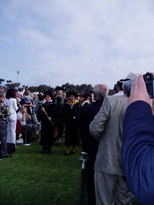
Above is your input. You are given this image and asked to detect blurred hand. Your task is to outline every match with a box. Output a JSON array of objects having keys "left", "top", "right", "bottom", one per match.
[
  {"left": 30, "top": 103, "right": 34, "bottom": 107},
  {"left": 128, "top": 74, "right": 151, "bottom": 107},
  {"left": 41, "top": 107, "right": 45, "bottom": 112},
  {"left": 48, "top": 117, "right": 51, "bottom": 121}
]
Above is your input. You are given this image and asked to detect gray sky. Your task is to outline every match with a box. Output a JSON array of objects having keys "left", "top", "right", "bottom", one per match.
[{"left": 0, "top": 0, "right": 154, "bottom": 89}]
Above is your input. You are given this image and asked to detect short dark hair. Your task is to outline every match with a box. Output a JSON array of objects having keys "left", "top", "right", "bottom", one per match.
[
  {"left": 80, "top": 93, "right": 91, "bottom": 100},
  {"left": 6, "top": 88, "right": 17, "bottom": 99},
  {"left": 116, "top": 79, "right": 125, "bottom": 90},
  {"left": 43, "top": 91, "right": 53, "bottom": 99}
]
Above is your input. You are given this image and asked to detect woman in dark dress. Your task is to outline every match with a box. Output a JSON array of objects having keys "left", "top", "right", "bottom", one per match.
[
  {"left": 64, "top": 91, "right": 80, "bottom": 155},
  {"left": 37, "top": 91, "right": 57, "bottom": 154}
]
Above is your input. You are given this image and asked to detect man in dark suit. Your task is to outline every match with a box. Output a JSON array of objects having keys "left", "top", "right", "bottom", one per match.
[
  {"left": 122, "top": 74, "right": 154, "bottom": 205},
  {"left": 77, "top": 84, "right": 108, "bottom": 205}
]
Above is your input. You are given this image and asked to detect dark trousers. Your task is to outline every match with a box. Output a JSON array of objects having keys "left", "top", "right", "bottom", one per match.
[
  {"left": 85, "top": 161, "right": 96, "bottom": 205},
  {"left": 56, "top": 123, "right": 64, "bottom": 139},
  {"left": 0, "top": 119, "right": 8, "bottom": 156}
]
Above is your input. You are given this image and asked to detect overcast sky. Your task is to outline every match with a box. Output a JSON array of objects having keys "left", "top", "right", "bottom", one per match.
[{"left": 0, "top": 0, "right": 154, "bottom": 89}]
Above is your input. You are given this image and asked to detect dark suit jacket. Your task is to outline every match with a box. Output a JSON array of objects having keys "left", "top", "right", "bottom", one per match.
[
  {"left": 122, "top": 101, "right": 154, "bottom": 205},
  {"left": 76, "top": 100, "right": 103, "bottom": 164}
]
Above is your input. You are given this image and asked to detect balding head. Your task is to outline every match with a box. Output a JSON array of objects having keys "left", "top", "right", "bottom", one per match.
[{"left": 93, "top": 84, "right": 108, "bottom": 101}]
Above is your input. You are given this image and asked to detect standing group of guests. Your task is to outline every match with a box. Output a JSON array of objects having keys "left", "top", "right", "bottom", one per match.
[
  {"left": 0, "top": 73, "right": 143, "bottom": 205},
  {"left": 0, "top": 85, "right": 96, "bottom": 158},
  {"left": 36, "top": 87, "right": 101, "bottom": 156},
  {"left": 36, "top": 88, "right": 91, "bottom": 155},
  {"left": 73, "top": 73, "right": 139, "bottom": 205},
  {"left": 36, "top": 83, "right": 123, "bottom": 205},
  {"left": 0, "top": 87, "right": 40, "bottom": 159}
]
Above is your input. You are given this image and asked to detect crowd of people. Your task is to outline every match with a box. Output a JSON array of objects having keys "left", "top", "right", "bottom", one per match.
[
  {"left": 0, "top": 72, "right": 153, "bottom": 205},
  {"left": 0, "top": 85, "right": 108, "bottom": 158}
]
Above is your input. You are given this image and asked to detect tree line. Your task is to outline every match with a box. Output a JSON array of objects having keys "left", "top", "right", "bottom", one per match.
[
  {"left": 0, "top": 78, "right": 115, "bottom": 95},
  {"left": 0, "top": 78, "right": 94, "bottom": 94}
]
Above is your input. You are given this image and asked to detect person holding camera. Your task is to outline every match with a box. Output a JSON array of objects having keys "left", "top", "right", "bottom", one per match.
[{"left": 122, "top": 73, "right": 154, "bottom": 205}]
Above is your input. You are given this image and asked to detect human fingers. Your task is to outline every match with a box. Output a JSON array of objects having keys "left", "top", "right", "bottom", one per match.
[
  {"left": 41, "top": 107, "right": 45, "bottom": 111},
  {"left": 130, "top": 76, "right": 138, "bottom": 94},
  {"left": 137, "top": 75, "right": 147, "bottom": 92},
  {"left": 128, "top": 74, "right": 150, "bottom": 106},
  {"left": 130, "top": 75, "right": 146, "bottom": 95}
]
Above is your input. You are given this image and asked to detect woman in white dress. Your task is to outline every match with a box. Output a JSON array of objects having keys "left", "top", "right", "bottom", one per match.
[{"left": 5, "top": 88, "right": 18, "bottom": 153}]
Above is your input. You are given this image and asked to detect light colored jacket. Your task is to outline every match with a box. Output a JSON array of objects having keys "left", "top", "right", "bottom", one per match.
[{"left": 89, "top": 95, "right": 127, "bottom": 175}]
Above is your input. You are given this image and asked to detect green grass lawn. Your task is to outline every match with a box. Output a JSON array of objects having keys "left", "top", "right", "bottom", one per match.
[
  {"left": 0, "top": 139, "right": 139, "bottom": 205},
  {"left": 0, "top": 140, "right": 82, "bottom": 205}
]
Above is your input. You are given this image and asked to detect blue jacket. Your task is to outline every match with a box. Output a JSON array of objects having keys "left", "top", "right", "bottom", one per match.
[{"left": 122, "top": 100, "right": 154, "bottom": 205}]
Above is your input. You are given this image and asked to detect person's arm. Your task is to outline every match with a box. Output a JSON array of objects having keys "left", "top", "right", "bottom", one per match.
[
  {"left": 89, "top": 96, "right": 110, "bottom": 141},
  {"left": 13, "top": 98, "right": 18, "bottom": 112},
  {"left": 122, "top": 75, "right": 154, "bottom": 204}
]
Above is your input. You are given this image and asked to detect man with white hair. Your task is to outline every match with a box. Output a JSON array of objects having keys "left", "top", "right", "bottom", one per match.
[{"left": 89, "top": 75, "right": 134, "bottom": 205}]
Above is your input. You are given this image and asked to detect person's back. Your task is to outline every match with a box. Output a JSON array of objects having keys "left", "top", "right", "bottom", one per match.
[
  {"left": 89, "top": 94, "right": 132, "bottom": 205},
  {"left": 92, "top": 95, "right": 127, "bottom": 174},
  {"left": 5, "top": 88, "right": 18, "bottom": 153}
]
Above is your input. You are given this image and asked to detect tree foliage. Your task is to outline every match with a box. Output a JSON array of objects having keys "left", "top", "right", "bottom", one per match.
[
  {"left": 36, "top": 85, "right": 52, "bottom": 93},
  {"left": 1, "top": 78, "right": 109, "bottom": 94},
  {"left": 28, "top": 83, "right": 93, "bottom": 94}
]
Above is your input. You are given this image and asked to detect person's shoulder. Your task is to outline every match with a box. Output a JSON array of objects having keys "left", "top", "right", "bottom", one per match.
[
  {"left": 82, "top": 102, "right": 91, "bottom": 111},
  {"left": 127, "top": 101, "right": 151, "bottom": 114},
  {"left": 47, "top": 101, "right": 54, "bottom": 105},
  {"left": 12, "top": 98, "right": 17, "bottom": 102},
  {"left": 102, "top": 95, "right": 127, "bottom": 107},
  {"left": 106, "top": 95, "right": 127, "bottom": 100}
]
